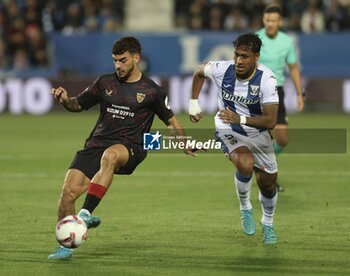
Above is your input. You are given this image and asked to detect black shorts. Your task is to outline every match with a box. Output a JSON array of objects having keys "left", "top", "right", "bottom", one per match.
[
  {"left": 69, "top": 143, "right": 147, "bottom": 179},
  {"left": 276, "top": 86, "right": 288, "bottom": 125}
]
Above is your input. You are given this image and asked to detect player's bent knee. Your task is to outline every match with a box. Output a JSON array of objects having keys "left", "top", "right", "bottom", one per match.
[
  {"left": 274, "top": 134, "right": 288, "bottom": 147},
  {"left": 234, "top": 155, "right": 254, "bottom": 175},
  {"left": 261, "top": 185, "right": 277, "bottom": 197},
  {"left": 259, "top": 180, "right": 277, "bottom": 196},
  {"left": 101, "top": 149, "right": 126, "bottom": 169},
  {"left": 239, "top": 164, "right": 253, "bottom": 176}
]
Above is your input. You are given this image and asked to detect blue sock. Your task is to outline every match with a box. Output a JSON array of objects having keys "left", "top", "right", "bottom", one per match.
[{"left": 235, "top": 171, "right": 252, "bottom": 183}]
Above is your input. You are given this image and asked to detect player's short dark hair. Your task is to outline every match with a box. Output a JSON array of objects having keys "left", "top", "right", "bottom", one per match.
[
  {"left": 233, "top": 33, "right": 262, "bottom": 53},
  {"left": 112, "top": 36, "right": 141, "bottom": 55},
  {"left": 264, "top": 4, "right": 282, "bottom": 15}
]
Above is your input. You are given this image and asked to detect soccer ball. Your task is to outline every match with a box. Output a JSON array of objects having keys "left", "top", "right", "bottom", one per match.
[{"left": 55, "top": 215, "right": 88, "bottom": 248}]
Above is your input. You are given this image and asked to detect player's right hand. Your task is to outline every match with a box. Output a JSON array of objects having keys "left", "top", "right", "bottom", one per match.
[
  {"left": 183, "top": 147, "right": 207, "bottom": 157},
  {"left": 189, "top": 99, "right": 203, "bottom": 123},
  {"left": 51, "top": 87, "right": 68, "bottom": 104}
]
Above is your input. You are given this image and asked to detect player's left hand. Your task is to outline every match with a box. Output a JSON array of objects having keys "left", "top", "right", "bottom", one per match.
[
  {"left": 183, "top": 147, "right": 207, "bottom": 157},
  {"left": 218, "top": 107, "right": 240, "bottom": 124}
]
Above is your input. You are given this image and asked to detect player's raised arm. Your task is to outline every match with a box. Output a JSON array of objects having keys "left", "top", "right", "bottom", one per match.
[
  {"left": 51, "top": 86, "right": 83, "bottom": 112},
  {"left": 189, "top": 63, "right": 206, "bottom": 123}
]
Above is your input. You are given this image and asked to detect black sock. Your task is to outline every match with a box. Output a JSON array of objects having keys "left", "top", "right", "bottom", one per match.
[{"left": 82, "top": 194, "right": 101, "bottom": 214}]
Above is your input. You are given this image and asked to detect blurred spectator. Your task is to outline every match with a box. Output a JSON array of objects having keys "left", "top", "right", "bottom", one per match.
[
  {"left": 82, "top": 0, "right": 100, "bottom": 33},
  {"left": 12, "top": 48, "right": 30, "bottom": 70},
  {"left": 7, "top": 17, "right": 27, "bottom": 57},
  {"left": 175, "top": 0, "right": 190, "bottom": 29},
  {"left": 24, "top": 0, "right": 43, "bottom": 28},
  {"left": 41, "top": 0, "right": 66, "bottom": 33},
  {"left": 26, "top": 24, "right": 48, "bottom": 67},
  {"left": 99, "top": 0, "right": 124, "bottom": 24},
  {"left": 285, "top": 0, "right": 308, "bottom": 30},
  {"left": 102, "top": 16, "right": 122, "bottom": 33},
  {"left": 300, "top": 0, "right": 325, "bottom": 33},
  {"left": 0, "top": 38, "right": 10, "bottom": 68},
  {"left": 288, "top": 12, "right": 302, "bottom": 31},
  {"left": 224, "top": 5, "right": 249, "bottom": 31},
  {"left": 188, "top": 0, "right": 207, "bottom": 29},
  {"left": 61, "top": 2, "right": 85, "bottom": 35},
  {"left": 207, "top": 5, "right": 224, "bottom": 30},
  {"left": 189, "top": 15, "right": 204, "bottom": 30},
  {"left": 324, "top": 0, "right": 348, "bottom": 32}
]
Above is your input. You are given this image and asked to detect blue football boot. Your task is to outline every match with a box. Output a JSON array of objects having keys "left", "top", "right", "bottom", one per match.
[
  {"left": 48, "top": 246, "right": 73, "bottom": 259},
  {"left": 240, "top": 209, "right": 256, "bottom": 235},
  {"left": 78, "top": 211, "right": 101, "bottom": 229},
  {"left": 261, "top": 223, "right": 277, "bottom": 245}
]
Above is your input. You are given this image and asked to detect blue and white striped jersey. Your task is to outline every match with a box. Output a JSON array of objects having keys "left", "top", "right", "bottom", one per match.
[{"left": 204, "top": 61, "right": 278, "bottom": 137}]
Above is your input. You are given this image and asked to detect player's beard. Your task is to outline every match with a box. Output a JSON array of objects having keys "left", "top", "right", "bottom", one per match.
[{"left": 117, "top": 64, "right": 134, "bottom": 82}]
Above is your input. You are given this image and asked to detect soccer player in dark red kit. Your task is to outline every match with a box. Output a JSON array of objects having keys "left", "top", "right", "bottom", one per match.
[{"left": 48, "top": 36, "right": 197, "bottom": 259}]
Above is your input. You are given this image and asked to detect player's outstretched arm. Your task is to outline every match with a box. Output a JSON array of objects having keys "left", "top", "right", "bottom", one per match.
[
  {"left": 51, "top": 87, "right": 83, "bottom": 112},
  {"left": 189, "top": 64, "right": 206, "bottom": 123},
  {"left": 167, "top": 116, "right": 199, "bottom": 157}
]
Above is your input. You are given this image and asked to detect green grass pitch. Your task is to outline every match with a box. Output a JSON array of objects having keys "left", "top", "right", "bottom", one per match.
[{"left": 0, "top": 112, "right": 350, "bottom": 275}]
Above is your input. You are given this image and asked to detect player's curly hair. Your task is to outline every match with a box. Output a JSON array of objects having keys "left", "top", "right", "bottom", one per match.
[
  {"left": 112, "top": 36, "right": 141, "bottom": 55},
  {"left": 233, "top": 33, "right": 262, "bottom": 53}
]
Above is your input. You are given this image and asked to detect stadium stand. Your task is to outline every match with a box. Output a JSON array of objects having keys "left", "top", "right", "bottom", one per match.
[{"left": 0, "top": 0, "right": 349, "bottom": 70}]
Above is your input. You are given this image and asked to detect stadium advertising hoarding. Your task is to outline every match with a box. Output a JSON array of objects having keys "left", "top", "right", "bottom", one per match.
[
  {"left": 0, "top": 76, "right": 350, "bottom": 114},
  {"left": 0, "top": 77, "right": 53, "bottom": 115}
]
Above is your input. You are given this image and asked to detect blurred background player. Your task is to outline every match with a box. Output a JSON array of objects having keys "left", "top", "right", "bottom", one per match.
[
  {"left": 257, "top": 5, "right": 305, "bottom": 192},
  {"left": 189, "top": 33, "right": 279, "bottom": 244},
  {"left": 48, "top": 36, "right": 197, "bottom": 259}
]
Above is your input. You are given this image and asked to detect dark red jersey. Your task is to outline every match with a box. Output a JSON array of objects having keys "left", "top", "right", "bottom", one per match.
[{"left": 77, "top": 73, "right": 174, "bottom": 149}]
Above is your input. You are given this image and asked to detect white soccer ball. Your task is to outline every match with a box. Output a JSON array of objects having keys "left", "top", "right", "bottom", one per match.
[{"left": 55, "top": 215, "right": 88, "bottom": 248}]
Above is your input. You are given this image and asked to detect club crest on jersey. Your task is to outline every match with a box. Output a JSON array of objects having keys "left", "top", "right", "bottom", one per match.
[
  {"left": 105, "top": 89, "right": 114, "bottom": 96},
  {"left": 249, "top": 85, "right": 260, "bottom": 96},
  {"left": 136, "top": 93, "right": 145, "bottom": 103}
]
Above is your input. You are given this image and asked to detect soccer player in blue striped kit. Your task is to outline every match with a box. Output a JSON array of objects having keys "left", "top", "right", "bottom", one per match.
[{"left": 189, "top": 33, "right": 279, "bottom": 244}]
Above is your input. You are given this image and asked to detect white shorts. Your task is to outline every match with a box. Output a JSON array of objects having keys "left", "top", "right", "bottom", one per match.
[{"left": 216, "top": 129, "right": 278, "bottom": 174}]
